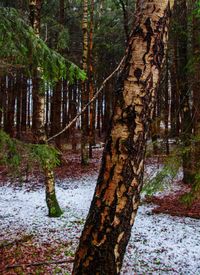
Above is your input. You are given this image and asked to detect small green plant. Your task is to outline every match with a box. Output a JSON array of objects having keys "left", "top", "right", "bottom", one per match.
[
  {"left": 180, "top": 175, "right": 200, "bottom": 206},
  {"left": 53, "top": 267, "right": 62, "bottom": 274},
  {"left": 0, "top": 130, "right": 21, "bottom": 175},
  {"left": 64, "top": 250, "right": 74, "bottom": 257},
  {"left": 143, "top": 149, "right": 181, "bottom": 196}
]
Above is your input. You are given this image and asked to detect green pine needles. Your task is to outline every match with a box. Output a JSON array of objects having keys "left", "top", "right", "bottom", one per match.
[
  {"left": 0, "top": 130, "right": 60, "bottom": 178},
  {"left": 143, "top": 151, "right": 181, "bottom": 196},
  {"left": 0, "top": 130, "right": 21, "bottom": 172},
  {"left": 0, "top": 7, "right": 86, "bottom": 83}
]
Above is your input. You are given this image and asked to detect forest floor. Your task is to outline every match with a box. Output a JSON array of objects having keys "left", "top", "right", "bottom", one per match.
[{"left": 0, "top": 148, "right": 200, "bottom": 274}]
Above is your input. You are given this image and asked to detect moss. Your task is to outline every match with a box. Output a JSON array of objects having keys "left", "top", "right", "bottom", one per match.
[{"left": 46, "top": 192, "right": 63, "bottom": 218}]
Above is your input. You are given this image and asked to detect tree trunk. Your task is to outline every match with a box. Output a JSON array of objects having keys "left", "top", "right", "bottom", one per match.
[
  {"left": 50, "top": 81, "right": 62, "bottom": 150},
  {"left": 81, "top": 0, "right": 89, "bottom": 165},
  {"left": 192, "top": 0, "right": 200, "bottom": 185},
  {"left": 170, "top": 38, "right": 179, "bottom": 138},
  {"left": 89, "top": 0, "right": 95, "bottom": 158},
  {"left": 164, "top": 53, "right": 169, "bottom": 154},
  {"left": 4, "top": 77, "right": 15, "bottom": 137},
  {"left": 0, "top": 76, "right": 6, "bottom": 128},
  {"left": 44, "top": 162, "right": 63, "bottom": 217},
  {"left": 29, "top": 0, "right": 62, "bottom": 217},
  {"left": 16, "top": 73, "right": 22, "bottom": 139},
  {"left": 73, "top": 1, "right": 174, "bottom": 274},
  {"left": 176, "top": 0, "right": 193, "bottom": 184},
  {"left": 21, "top": 75, "right": 27, "bottom": 133},
  {"left": 97, "top": 92, "right": 102, "bottom": 138}
]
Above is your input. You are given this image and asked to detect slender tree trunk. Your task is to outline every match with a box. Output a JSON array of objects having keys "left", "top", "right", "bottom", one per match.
[
  {"left": 50, "top": 81, "right": 62, "bottom": 150},
  {"left": 45, "top": 85, "right": 49, "bottom": 135},
  {"left": 89, "top": 0, "right": 95, "bottom": 158},
  {"left": 103, "top": 81, "right": 113, "bottom": 134},
  {"left": 0, "top": 76, "right": 6, "bottom": 128},
  {"left": 173, "top": 32, "right": 180, "bottom": 137},
  {"left": 16, "top": 73, "right": 22, "bottom": 139},
  {"left": 164, "top": 53, "right": 169, "bottom": 154},
  {"left": 151, "top": 103, "right": 159, "bottom": 155},
  {"left": 71, "top": 85, "right": 78, "bottom": 151},
  {"left": 27, "top": 80, "right": 31, "bottom": 128},
  {"left": 4, "top": 77, "right": 15, "bottom": 137},
  {"left": 81, "top": 0, "right": 89, "bottom": 165},
  {"left": 170, "top": 45, "right": 179, "bottom": 138},
  {"left": 192, "top": 0, "right": 200, "bottom": 185},
  {"left": 176, "top": 0, "right": 193, "bottom": 184},
  {"left": 30, "top": 0, "right": 46, "bottom": 142},
  {"left": 73, "top": 1, "right": 174, "bottom": 274},
  {"left": 62, "top": 80, "right": 68, "bottom": 132},
  {"left": 21, "top": 75, "right": 27, "bottom": 133},
  {"left": 0, "top": 78, "right": 2, "bottom": 128},
  {"left": 97, "top": 92, "right": 102, "bottom": 138},
  {"left": 119, "top": 0, "right": 129, "bottom": 46},
  {"left": 29, "top": 0, "right": 62, "bottom": 217}
]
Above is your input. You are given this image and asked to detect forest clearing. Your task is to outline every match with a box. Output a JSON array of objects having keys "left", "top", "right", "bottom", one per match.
[{"left": 1, "top": 0, "right": 200, "bottom": 274}]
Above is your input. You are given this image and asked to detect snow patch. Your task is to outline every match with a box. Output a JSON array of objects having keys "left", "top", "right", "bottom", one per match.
[{"left": 0, "top": 173, "right": 200, "bottom": 274}]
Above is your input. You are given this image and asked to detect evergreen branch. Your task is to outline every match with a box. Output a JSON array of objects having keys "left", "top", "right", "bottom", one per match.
[
  {"left": 47, "top": 55, "right": 126, "bottom": 142},
  {"left": 0, "top": 7, "right": 85, "bottom": 83}
]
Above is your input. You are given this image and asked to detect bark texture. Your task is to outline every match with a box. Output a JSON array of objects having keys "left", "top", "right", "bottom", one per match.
[
  {"left": 176, "top": 0, "right": 193, "bottom": 184},
  {"left": 81, "top": 0, "right": 89, "bottom": 165},
  {"left": 192, "top": 0, "right": 200, "bottom": 184},
  {"left": 73, "top": 1, "right": 173, "bottom": 274},
  {"left": 45, "top": 163, "right": 63, "bottom": 217},
  {"left": 89, "top": 0, "right": 95, "bottom": 158},
  {"left": 29, "top": 0, "right": 62, "bottom": 217}
]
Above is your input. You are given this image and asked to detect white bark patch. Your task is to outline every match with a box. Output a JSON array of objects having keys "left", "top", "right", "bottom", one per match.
[
  {"left": 92, "top": 233, "right": 106, "bottom": 247},
  {"left": 111, "top": 124, "right": 129, "bottom": 142},
  {"left": 134, "top": 116, "right": 143, "bottom": 140},
  {"left": 131, "top": 178, "right": 138, "bottom": 188},
  {"left": 117, "top": 184, "right": 126, "bottom": 198},
  {"left": 130, "top": 211, "right": 137, "bottom": 226},
  {"left": 112, "top": 215, "right": 120, "bottom": 227},
  {"left": 136, "top": 160, "right": 144, "bottom": 175},
  {"left": 116, "top": 196, "right": 127, "bottom": 214},
  {"left": 114, "top": 232, "right": 125, "bottom": 272}
]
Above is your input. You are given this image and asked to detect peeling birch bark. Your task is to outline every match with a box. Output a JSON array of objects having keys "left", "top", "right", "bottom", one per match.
[{"left": 73, "top": 1, "right": 174, "bottom": 274}]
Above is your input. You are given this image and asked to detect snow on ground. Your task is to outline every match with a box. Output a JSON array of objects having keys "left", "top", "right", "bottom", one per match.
[{"left": 1, "top": 171, "right": 200, "bottom": 274}]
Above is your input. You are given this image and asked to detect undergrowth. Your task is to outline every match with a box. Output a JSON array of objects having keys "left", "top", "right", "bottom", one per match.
[
  {"left": 144, "top": 140, "right": 200, "bottom": 206},
  {"left": 143, "top": 148, "right": 181, "bottom": 196}
]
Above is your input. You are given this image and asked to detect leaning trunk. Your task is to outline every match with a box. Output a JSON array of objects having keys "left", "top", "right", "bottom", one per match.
[{"left": 73, "top": 1, "right": 173, "bottom": 274}]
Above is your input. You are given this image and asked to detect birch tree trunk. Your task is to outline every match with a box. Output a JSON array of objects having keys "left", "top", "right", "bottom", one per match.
[
  {"left": 29, "top": 0, "right": 62, "bottom": 217},
  {"left": 73, "top": 1, "right": 174, "bottom": 274}
]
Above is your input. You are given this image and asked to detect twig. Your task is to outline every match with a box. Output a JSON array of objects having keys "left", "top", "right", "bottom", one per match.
[
  {"left": 6, "top": 259, "right": 74, "bottom": 269},
  {"left": 47, "top": 55, "right": 126, "bottom": 142}
]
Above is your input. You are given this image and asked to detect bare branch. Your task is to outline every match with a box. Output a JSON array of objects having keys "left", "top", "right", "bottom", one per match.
[{"left": 47, "top": 55, "right": 126, "bottom": 142}]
